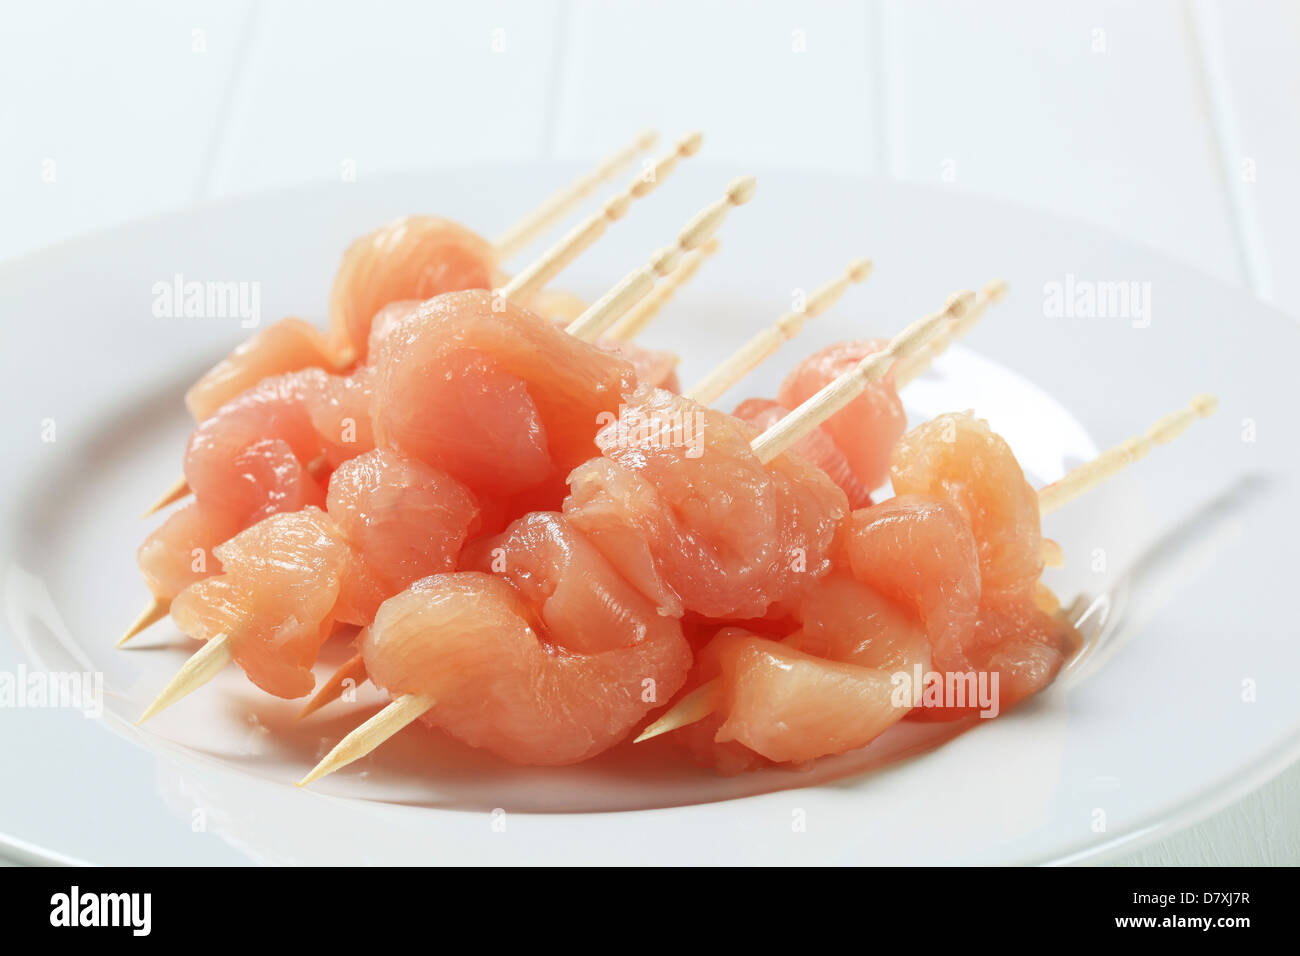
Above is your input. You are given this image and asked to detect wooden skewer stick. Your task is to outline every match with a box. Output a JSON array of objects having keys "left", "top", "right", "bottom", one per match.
[
  {"left": 1037, "top": 394, "right": 1219, "bottom": 516},
  {"left": 117, "top": 597, "right": 169, "bottom": 648},
  {"left": 492, "top": 130, "right": 657, "bottom": 261},
  {"left": 134, "top": 633, "right": 233, "bottom": 725},
  {"left": 632, "top": 681, "right": 721, "bottom": 743},
  {"left": 751, "top": 292, "right": 974, "bottom": 464},
  {"left": 603, "top": 238, "right": 721, "bottom": 342},
  {"left": 893, "top": 279, "right": 1008, "bottom": 387},
  {"left": 297, "top": 693, "right": 435, "bottom": 786},
  {"left": 297, "top": 651, "right": 367, "bottom": 720},
  {"left": 565, "top": 176, "right": 757, "bottom": 343},
  {"left": 684, "top": 258, "right": 874, "bottom": 406},
  {"left": 637, "top": 394, "right": 1220, "bottom": 743},
  {"left": 142, "top": 476, "right": 191, "bottom": 519},
  {"left": 500, "top": 132, "right": 704, "bottom": 304}
]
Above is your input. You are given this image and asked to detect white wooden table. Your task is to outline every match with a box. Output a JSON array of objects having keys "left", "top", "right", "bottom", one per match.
[{"left": 3, "top": 0, "right": 1296, "bottom": 866}]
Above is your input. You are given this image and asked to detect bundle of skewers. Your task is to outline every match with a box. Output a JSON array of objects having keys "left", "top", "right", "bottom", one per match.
[{"left": 122, "top": 130, "right": 1216, "bottom": 781}]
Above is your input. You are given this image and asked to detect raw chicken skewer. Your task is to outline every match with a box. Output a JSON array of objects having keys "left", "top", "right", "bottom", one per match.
[
  {"left": 297, "top": 293, "right": 967, "bottom": 785},
  {"left": 141, "top": 131, "right": 699, "bottom": 519},
  {"left": 121, "top": 141, "right": 708, "bottom": 645},
  {"left": 295, "top": 254, "right": 879, "bottom": 720},
  {"left": 603, "top": 237, "right": 721, "bottom": 342},
  {"left": 634, "top": 393, "right": 1219, "bottom": 743},
  {"left": 685, "top": 259, "right": 873, "bottom": 405},
  {"left": 134, "top": 177, "right": 758, "bottom": 724}
]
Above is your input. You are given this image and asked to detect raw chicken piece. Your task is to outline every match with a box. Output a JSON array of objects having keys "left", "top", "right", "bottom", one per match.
[
  {"left": 183, "top": 367, "right": 379, "bottom": 528},
  {"left": 171, "top": 508, "right": 349, "bottom": 698},
  {"left": 329, "top": 216, "right": 497, "bottom": 361},
  {"left": 185, "top": 318, "right": 337, "bottom": 421},
  {"left": 887, "top": 413, "right": 1079, "bottom": 717},
  {"left": 678, "top": 573, "right": 931, "bottom": 771},
  {"left": 839, "top": 495, "right": 982, "bottom": 673},
  {"left": 777, "top": 339, "right": 906, "bottom": 492},
  {"left": 891, "top": 411, "right": 1043, "bottom": 599},
  {"left": 372, "top": 291, "right": 635, "bottom": 495},
  {"left": 170, "top": 450, "right": 481, "bottom": 694},
  {"left": 363, "top": 300, "right": 421, "bottom": 363},
  {"left": 564, "top": 388, "right": 848, "bottom": 619},
  {"left": 953, "top": 589, "right": 1078, "bottom": 716},
  {"left": 296, "top": 365, "right": 376, "bottom": 469},
  {"left": 326, "top": 448, "right": 479, "bottom": 598},
  {"left": 184, "top": 375, "right": 327, "bottom": 528},
  {"left": 145, "top": 368, "right": 374, "bottom": 605},
  {"left": 698, "top": 628, "right": 914, "bottom": 766},
  {"left": 462, "top": 511, "right": 670, "bottom": 655},
  {"left": 362, "top": 572, "right": 692, "bottom": 765},
  {"left": 792, "top": 572, "right": 931, "bottom": 675},
  {"left": 137, "top": 503, "right": 242, "bottom": 602}
]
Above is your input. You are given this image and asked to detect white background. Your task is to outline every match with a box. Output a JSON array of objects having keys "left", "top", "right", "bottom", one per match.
[{"left": 2, "top": 0, "right": 1296, "bottom": 865}]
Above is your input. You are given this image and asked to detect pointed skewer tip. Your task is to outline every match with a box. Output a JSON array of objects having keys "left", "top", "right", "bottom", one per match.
[
  {"left": 727, "top": 176, "right": 757, "bottom": 205},
  {"left": 945, "top": 289, "right": 975, "bottom": 319},
  {"left": 846, "top": 258, "right": 873, "bottom": 283},
  {"left": 982, "top": 278, "right": 1009, "bottom": 303},
  {"left": 296, "top": 693, "right": 435, "bottom": 787},
  {"left": 141, "top": 475, "right": 191, "bottom": 518},
  {"left": 677, "top": 130, "right": 704, "bottom": 155},
  {"left": 134, "top": 633, "right": 232, "bottom": 725},
  {"left": 117, "top": 598, "right": 168, "bottom": 647},
  {"left": 633, "top": 681, "right": 720, "bottom": 743}
]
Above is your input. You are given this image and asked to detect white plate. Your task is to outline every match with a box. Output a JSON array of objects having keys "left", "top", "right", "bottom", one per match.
[{"left": 1, "top": 163, "right": 1297, "bottom": 865}]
